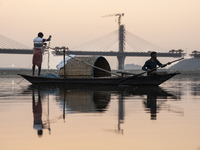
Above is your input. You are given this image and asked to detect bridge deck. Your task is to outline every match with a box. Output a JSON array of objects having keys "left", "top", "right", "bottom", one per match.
[
  {"left": 0, "top": 48, "right": 33, "bottom": 54},
  {"left": 55, "top": 50, "right": 183, "bottom": 57},
  {"left": 0, "top": 48, "right": 183, "bottom": 57}
]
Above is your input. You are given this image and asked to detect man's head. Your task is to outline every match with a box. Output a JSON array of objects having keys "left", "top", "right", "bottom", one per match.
[
  {"left": 38, "top": 32, "right": 44, "bottom": 38},
  {"left": 37, "top": 129, "right": 43, "bottom": 137},
  {"left": 150, "top": 51, "right": 157, "bottom": 59}
]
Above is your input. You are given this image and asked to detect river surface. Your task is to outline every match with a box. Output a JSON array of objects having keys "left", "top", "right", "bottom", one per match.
[{"left": 0, "top": 74, "right": 200, "bottom": 150}]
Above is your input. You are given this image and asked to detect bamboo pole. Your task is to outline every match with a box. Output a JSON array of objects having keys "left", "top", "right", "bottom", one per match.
[{"left": 63, "top": 47, "right": 66, "bottom": 79}]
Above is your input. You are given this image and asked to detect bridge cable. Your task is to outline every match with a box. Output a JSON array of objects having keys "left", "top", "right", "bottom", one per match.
[
  {"left": 71, "top": 30, "right": 118, "bottom": 52},
  {"left": 0, "top": 34, "right": 31, "bottom": 49},
  {"left": 125, "top": 38, "right": 145, "bottom": 52},
  {"left": 125, "top": 30, "right": 167, "bottom": 52},
  {"left": 71, "top": 30, "right": 117, "bottom": 49}
]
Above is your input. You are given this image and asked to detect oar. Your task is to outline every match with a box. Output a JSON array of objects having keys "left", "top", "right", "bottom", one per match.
[{"left": 120, "top": 57, "right": 184, "bottom": 82}]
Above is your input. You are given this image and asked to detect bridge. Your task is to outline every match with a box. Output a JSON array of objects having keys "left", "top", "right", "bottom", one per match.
[
  {"left": 54, "top": 50, "right": 182, "bottom": 57},
  {"left": 0, "top": 28, "right": 184, "bottom": 70}
]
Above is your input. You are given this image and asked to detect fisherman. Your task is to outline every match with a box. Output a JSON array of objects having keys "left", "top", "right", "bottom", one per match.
[
  {"left": 32, "top": 32, "right": 51, "bottom": 76},
  {"left": 142, "top": 51, "right": 171, "bottom": 75}
]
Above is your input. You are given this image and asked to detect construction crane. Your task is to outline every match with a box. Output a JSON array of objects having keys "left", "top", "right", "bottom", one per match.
[
  {"left": 102, "top": 13, "right": 125, "bottom": 70},
  {"left": 102, "top": 13, "right": 124, "bottom": 26}
]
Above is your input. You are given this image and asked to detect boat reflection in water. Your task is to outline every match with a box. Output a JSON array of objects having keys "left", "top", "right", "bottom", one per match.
[
  {"left": 29, "top": 85, "right": 181, "bottom": 136},
  {"left": 59, "top": 90, "right": 111, "bottom": 113}
]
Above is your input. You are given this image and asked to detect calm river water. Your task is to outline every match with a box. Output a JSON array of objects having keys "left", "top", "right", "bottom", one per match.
[{"left": 0, "top": 74, "right": 200, "bottom": 150}]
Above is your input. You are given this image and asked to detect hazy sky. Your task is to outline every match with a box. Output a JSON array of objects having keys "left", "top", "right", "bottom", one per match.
[{"left": 0, "top": 0, "right": 199, "bottom": 69}]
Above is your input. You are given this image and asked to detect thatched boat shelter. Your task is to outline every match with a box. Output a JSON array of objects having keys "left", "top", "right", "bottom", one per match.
[{"left": 58, "top": 56, "right": 111, "bottom": 78}]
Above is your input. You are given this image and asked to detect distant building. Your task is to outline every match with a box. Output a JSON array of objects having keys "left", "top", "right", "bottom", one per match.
[
  {"left": 190, "top": 50, "right": 200, "bottom": 58},
  {"left": 169, "top": 49, "right": 184, "bottom": 53}
]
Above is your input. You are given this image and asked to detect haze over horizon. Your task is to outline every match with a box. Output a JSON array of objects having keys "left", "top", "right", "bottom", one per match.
[{"left": 0, "top": 0, "right": 199, "bottom": 69}]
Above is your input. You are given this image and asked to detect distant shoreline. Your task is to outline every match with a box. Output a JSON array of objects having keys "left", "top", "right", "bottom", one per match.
[{"left": 0, "top": 68, "right": 59, "bottom": 76}]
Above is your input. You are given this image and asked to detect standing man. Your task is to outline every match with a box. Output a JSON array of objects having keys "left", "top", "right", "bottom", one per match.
[
  {"left": 32, "top": 32, "right": 51, "bottom": 76},
  {"left": 142, "top": 51, "right": 170, "bottom": 75}
]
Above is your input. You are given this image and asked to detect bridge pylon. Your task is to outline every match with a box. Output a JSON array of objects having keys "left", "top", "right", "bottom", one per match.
[
  {"left": 117, "top": 55, "right": 126, "bottom": 70},
  {"left": 117, "top": 25, "right": 126, "bottom": 70}
]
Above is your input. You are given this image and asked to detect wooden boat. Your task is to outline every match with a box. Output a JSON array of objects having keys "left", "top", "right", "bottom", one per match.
[
  {"left": 19, "top": 54, "right": 182, "bottom": 86},
  {"left": 18, "top": 72, "right": 179, "bottom": 86}
]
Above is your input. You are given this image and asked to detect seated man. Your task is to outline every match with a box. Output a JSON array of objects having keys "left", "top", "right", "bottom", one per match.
[{"left": 142, "top": 51, "right": 170, "bottom": 75}]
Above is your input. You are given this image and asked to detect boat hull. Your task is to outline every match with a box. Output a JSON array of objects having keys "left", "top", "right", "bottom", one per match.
[{"left": 18, "top": 73, "right": 179, "bottom": 86}]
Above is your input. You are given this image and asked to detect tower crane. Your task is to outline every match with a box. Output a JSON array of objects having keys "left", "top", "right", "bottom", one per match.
[
  {"left": 102, "top": 13, "right": 124, "bottom": 26},
  {"left": 102, "top": 13, "right": 125, "bottom": 70}
]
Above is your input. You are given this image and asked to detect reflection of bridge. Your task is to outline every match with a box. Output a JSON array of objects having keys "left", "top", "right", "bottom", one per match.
[{"left": 0, "top": 28, "right": 184, "bottom": 69}]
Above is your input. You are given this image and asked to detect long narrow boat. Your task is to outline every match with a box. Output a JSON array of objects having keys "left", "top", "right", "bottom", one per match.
[{"left": 18, "top": 72, "right": 179, "bottom": 86}]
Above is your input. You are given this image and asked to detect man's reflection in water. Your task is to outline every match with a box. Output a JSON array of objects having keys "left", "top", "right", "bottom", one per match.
[
  {"left": 32, "top": 89, "right": 52, "bottom": 136},
  {"left": 146, "top": 94, "right": 157, "bottom": 120},
  {"left": 32, "top": 89, "right": 43, "bottom": 137},
  {"left": 143, "top": 94, "right": 160, "bottom": 120}
]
